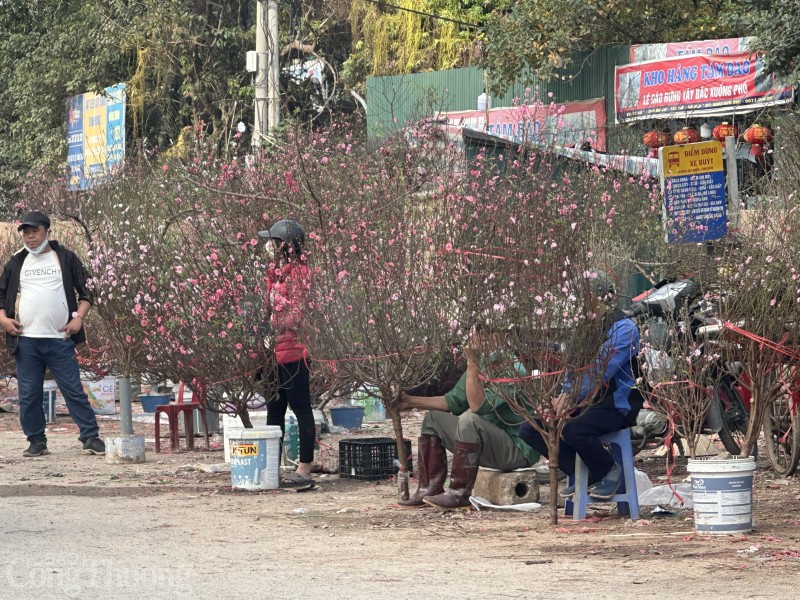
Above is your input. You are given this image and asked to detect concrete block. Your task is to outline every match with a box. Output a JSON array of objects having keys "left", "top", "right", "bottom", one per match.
[
  {"left": 105, "top": 435, "right": 146, "bottom": 464},
  {"left": 472, "top": 468, "right": 539, "bottom": 506}
]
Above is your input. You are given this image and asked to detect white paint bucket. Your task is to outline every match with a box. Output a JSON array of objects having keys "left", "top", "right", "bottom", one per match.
[
  {"left": 687, "top": 456, "right": 756, "bottom": 535},
  {"left": 222, "top": 411, "right": 269, "bottom": 462},
  {"left": 229, "top": 427, "right": 282, "bottom": 490}
]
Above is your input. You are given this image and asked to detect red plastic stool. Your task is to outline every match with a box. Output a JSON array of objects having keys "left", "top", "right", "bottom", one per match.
[{"left": 154, "top": 383, "right": 211, "bottom": 453}]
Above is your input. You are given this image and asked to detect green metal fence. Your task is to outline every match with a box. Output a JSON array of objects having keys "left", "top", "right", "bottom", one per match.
[{"left": 366, "top": 45, "right": 632, "bottom": 147}]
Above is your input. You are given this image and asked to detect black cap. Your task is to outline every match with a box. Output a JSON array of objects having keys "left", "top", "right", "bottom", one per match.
[
  {"left": 257, "top": 219, "right": 305, "bottom": 250},
  {"left": 17, "top": 210, "right": 51, "bottom": 231}
]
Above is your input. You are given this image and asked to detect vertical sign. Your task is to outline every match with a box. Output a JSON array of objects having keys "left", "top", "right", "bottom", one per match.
[
  {"left": 105, "top": 83, "right": 126, "bottom": 173},
  {"left": 66, "top": 95, "right": 84, "bottom": 190},
  {"left": 65, "top": 83, "right": 126, "bottom": 191},
  {"left": 659, "top": 140, "right": 727, "bottom": 244}
]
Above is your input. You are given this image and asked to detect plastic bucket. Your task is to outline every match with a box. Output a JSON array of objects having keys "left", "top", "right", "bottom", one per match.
[
  {"left": 687, "top": 456, "right": 756, "bottom": 535},
  {"left": 229, "top": 426, "right": 282, "bottom": 490},
  {"left": 140, "top": 395, "right": 171, "bottom": 413},
  {"left": 222, "top": 412, "right": 269, "bottom": 462},
  {"left": 330, "top": 406, "right": 365, "bottom": 429}
]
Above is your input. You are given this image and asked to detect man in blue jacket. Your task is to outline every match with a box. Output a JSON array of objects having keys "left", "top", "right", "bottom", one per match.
[
  {"left": 519, "top": 269, "right": 642, "bottom": 500},
  {"left": 0, "top": 211, "right": 104, "bottom": 457}
]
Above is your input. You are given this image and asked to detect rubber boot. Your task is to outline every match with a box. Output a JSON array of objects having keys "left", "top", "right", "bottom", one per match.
[
  {"left": 398, "top": 435, "right": 447, "bottom": 507},
  {"left": 423, "top": 440, "right": 482, "bottom": 510}
]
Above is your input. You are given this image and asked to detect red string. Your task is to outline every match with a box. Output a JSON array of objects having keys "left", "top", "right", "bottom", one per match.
[
  {"left": 661, "top": 407, "right": 685, "bottom": 506},
  {"left": 646, "top": 379, "right": 714, "bottom": 507},
  {"left": 723, "top": 321, "right": 800, "bottom": 359},
  {"left": 477, "top": 362, "right": 596, "bottom": 384},
  {"left": 315, "top": 346, "right": 434, "bottom": 366}
]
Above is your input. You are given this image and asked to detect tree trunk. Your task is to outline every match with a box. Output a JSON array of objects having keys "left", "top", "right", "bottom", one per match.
[
  {"left": 547, "top": 427, "right": 561, "bottom": 526},
  {"left": 687, "top": 437, "right": 698, "bottom": 460},
  {"left": 384, "top": 391, "right": 409, "bottom": 501},
  {"left": 238, "top": 405, "right": 253, "bottom": 429},
  {"left": 740, "top": 383, "right": 772, "bottom": 457}
]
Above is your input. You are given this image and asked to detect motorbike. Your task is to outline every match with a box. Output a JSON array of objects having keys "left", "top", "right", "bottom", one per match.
[{"left": 624, "top": 279, "right": 751, "bottom": 457}]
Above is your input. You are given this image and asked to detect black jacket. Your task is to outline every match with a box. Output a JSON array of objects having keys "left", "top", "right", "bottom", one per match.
[{"left": 0, "top": 241, "right": 94, "bottom": 354}]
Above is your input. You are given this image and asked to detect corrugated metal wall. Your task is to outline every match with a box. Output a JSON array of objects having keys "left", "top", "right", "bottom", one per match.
[{"left": 366, "top": 45, "right": 633, "bottom": 150}]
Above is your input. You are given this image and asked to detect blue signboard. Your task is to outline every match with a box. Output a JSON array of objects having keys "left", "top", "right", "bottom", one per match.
[
  {"left": 659, "top": 140, "right": 727, "bottom": 244},
  {"left": 66, "top": 95, "right": 85, "bottom": 190},
  {"left": 66, "top": 83, "right": 126, "bottom": 191}
]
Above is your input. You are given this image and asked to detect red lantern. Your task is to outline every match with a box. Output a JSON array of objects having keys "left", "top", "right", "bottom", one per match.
[
  {"left": 743, "top": 124, "right": 772, "bottom": 145},
  {"left": 643, "top": 130, "right": 670, "bottom": 148},
  {"left": 673, "top": 127, "right": 700, "bottom": 144},
  {"left": 712, "top": 122, "right": 739, "bottom": 142}
]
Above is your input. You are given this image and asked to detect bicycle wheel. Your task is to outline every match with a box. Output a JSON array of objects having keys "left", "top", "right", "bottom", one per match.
[
  {"left": 763, "top": 391, "right": 800, "bottom": 477},
  {"left": 716, "top": 380, "right": 751, "bottom": 456}
]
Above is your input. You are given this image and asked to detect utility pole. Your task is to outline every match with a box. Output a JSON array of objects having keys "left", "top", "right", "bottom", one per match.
[
  {"left": 267, "top": 0, "right": 280, "bottom": 130},
  {"left": 724, "top": 135, "right": 740, "bottom": 231},
  {"left": 253, "top": 0, "right": 268, "bottom": 146}
]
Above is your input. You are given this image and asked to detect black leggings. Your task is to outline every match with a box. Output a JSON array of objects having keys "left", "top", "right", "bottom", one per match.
[{"left": 266, "top": 360, "right": 315, "bottom": 464}]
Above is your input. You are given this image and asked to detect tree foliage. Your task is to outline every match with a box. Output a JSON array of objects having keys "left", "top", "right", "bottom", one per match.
[
  {"left": 345, "top": 0, "right": 488, "bottom": 84},
  {"left": 0, "top": 0, "right": 255, "bottom": 211},
  {"left": 738, "top": 0, "right": 800, "bottom": 86},
  {"left": 0, "top": 1, "right": 124, "bottom": 213},
  {"left": 482, "top": 0, "right": 743, "bottom": 92}
]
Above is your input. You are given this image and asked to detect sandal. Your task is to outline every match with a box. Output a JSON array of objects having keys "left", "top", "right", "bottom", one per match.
[{"left": 282, "top": 472, "right": 316, "bottom": 486}]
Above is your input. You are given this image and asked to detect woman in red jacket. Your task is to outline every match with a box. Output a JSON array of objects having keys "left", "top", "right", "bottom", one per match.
[{"left": 259, "top": 219, "right": 315, "bottom": 484}]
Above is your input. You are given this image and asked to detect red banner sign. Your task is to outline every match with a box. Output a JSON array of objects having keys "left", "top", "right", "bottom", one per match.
[
  {"left": 615, "top": 52, "right": 794, "bottom": 123},
  {"left": 630, "top": 37, "right": 752, "bottom": 63},
  {"left": 438, "top": 98, "right": 607, "bottom": 152}
]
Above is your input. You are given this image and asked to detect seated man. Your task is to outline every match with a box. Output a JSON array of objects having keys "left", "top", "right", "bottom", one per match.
[
  {"left": 518, "top": 270, "right": 642, "bottom": 500},
  {"left": 398, "top": 329, "right": 539, "bottom": 509}
]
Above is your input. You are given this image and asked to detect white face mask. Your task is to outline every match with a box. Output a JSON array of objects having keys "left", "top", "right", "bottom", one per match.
[{"left": 25, "top": 236, "right": 50, "bottom": 255}]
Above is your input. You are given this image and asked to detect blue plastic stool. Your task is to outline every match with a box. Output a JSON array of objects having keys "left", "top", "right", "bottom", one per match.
[{"left": 564, "top": 429, "right": 639, "bottom": 520}]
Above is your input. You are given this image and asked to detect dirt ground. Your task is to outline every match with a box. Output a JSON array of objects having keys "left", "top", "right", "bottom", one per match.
[{"left": 0, "top": 405, "right": 798, "bottom": 600}]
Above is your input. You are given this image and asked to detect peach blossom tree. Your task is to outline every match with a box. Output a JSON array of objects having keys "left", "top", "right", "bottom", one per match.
[{"left": 268, "top": 124, "right": 469, "bottom": 499}]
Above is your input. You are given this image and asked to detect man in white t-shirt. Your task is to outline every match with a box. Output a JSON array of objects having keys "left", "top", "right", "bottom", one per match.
[{"left": 0, "top": 211, "right": 105, "bottom": 457}]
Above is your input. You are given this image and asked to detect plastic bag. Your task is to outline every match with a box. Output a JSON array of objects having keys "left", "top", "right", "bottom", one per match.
[{"left": 638, "top": 483, "right": 693, "bottom": 508}]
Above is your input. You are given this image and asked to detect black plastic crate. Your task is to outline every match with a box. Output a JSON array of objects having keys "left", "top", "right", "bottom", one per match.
[{"left": 339, "top": 437, "right": 413, "bottom": 481}]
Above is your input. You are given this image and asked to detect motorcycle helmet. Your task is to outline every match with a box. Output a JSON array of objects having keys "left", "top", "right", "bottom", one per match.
[
  {"left": 258, "top": 219, "right": 305, "bottom": 257},
  {"left": 586, "top": 269, "right": 615, "bottom": 299}
]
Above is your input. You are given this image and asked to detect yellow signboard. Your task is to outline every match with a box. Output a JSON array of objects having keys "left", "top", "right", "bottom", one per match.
[{"left": 661, "top": 140, "right": 724, "bottom": 178}]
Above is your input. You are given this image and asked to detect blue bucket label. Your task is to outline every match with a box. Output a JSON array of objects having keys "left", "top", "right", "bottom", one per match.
[
  {"left": 231, "top": 440, "right": 267, "bottom": 488},
  {"left": 691, "top": 474, "right": 752, "bottom": 492}
]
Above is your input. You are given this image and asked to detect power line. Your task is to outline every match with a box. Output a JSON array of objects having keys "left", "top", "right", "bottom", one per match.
[{"left": 361, "top": 0, "right": 482, "bottom": 29}]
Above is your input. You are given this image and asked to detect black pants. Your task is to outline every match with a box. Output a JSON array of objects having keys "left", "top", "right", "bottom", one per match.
[
  {"left": 518, "top": 405, "right": 629, "bottom": 481},
  {"left": 266, "top": 360, "right": 315, "bottom": 464}
]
